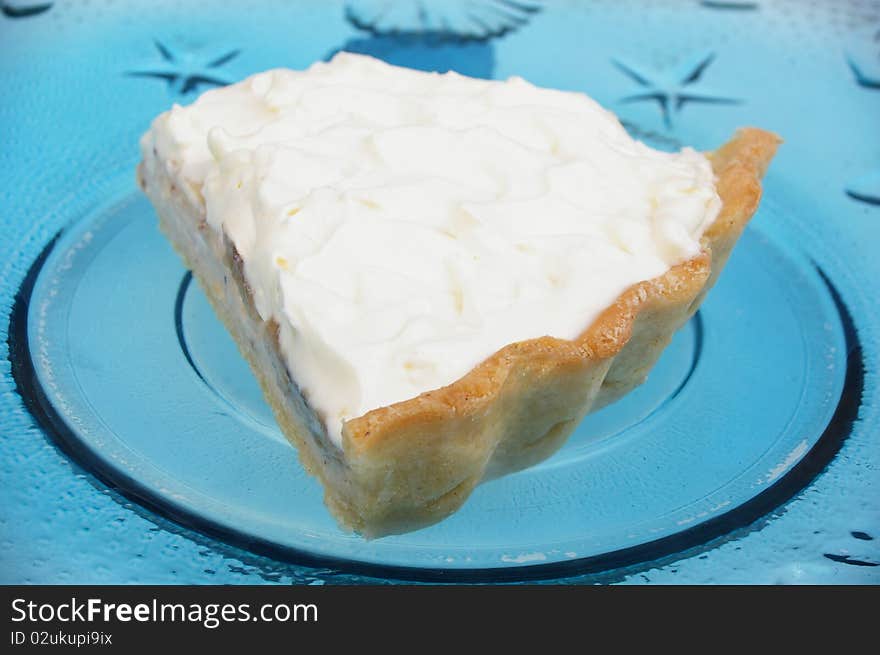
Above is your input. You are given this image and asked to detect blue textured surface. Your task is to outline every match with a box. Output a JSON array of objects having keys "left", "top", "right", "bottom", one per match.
[{"left": 1, "top": 0, "right": 878, "bottom": 583}]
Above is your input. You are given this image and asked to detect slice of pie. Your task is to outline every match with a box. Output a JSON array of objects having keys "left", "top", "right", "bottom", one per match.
[{"left": 138, "top": 53, "right": 780, "bottom": 537}]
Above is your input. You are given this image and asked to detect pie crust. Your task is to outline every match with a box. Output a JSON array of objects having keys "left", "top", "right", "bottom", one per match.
[{"left": 138, "top": 127, "right": 780, "bottom": 537}]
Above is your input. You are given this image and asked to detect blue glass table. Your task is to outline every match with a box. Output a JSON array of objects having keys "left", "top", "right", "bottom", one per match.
[{"left": 1, "top": 0, "right": 877, "bottom": 584}]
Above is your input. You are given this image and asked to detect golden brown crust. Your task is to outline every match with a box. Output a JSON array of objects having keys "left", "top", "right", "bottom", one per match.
[
  {"left": 339, "top": 127, "right": 781, "bottom": 534},
  {"left": 141, "top": 126, "right": 780, "bottom": 537}
]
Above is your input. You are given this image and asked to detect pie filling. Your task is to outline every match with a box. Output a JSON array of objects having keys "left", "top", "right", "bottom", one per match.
[{"left": 141, "top": 53, "right": 721, "bottom": 446}]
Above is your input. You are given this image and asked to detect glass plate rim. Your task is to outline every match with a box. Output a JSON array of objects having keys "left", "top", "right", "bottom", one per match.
[{"left": 6, "top": 182, "right": 865, "bottom": 583}]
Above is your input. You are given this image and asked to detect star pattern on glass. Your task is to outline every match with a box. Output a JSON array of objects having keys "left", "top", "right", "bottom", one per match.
[
  {"left": 1, "top": 0, "right": 52, "bottom": 18},
  {"left": 846, "top": 28, "right": 880, "bottom": 90},
  {"left": 126, "top": 40, "right": 241, "bottom": 96},
  {"left": 344, "top": 0, "right": 542, "bottom": 41},
  {"left": 845, "top": 26, "right": 880, "bottom": 205},
  {"left": 699, "top": 0, "right": 758, "bottom": 10},
  {"left": 619, "top": 119, "right": 683, "bottom": 151},
  {"left": 612, "top": 52, "right": 740, "bottom": 129},
  {"left": 845, "top": 169, "right": 880, "bottom": 206}
]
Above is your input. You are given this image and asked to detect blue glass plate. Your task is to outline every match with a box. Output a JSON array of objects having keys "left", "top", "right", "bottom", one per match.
[
  {"left": 15, "top": 173, "right": 850, "bottom": 575},
  {"left": 2, "top": 0, "right": 878, "bottom": 583}
]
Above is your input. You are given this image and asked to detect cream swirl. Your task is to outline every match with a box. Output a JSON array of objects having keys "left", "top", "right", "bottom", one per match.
[{"left": 142, "top": 53, "right": 721, "bottom": 446}]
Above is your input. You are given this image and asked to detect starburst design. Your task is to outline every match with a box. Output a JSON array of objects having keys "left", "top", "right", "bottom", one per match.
[
  {"left": 845, "top": 169, "right": 880, "bottom": 206},
  {"left": 612, "top": 52, "right": 740, "bottom": 129},
  {"left": 1, "top": 1, "right": 52, "bottom": 18},
  {"left": 848, "top": 61, "right": 880, "bottom": 90},
  {"left": 345, "top": 0, "right": 542, "bottom": 41},
  {"left": 699, "top": 0, "right": 758, "bottom": 10},
  {"left": 618, "top": 120, "right": 683, "bottom": 152},
  {"left": 846, "top": 27, "right": 880, "bottom": 90},
  {"left": 126, "top": 40, "right": 241, "bottom": 96},
  {"left": 845, "top": 26, "right": 880, "bottom": 205}
]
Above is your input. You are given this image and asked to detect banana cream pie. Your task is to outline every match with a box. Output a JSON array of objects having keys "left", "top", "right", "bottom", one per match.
[{"left": 138, "top": 53, "right": 780, "bottom": 536}]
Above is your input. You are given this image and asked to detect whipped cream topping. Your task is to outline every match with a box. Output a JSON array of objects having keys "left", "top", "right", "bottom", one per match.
[{"left": 142, "top": 53, "right": 721, "bottom": 447}]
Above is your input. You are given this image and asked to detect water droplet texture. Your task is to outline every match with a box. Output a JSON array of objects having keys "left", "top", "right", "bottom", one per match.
[{"left": 1, "top": 0, "right": 878, "bottom": 583}]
